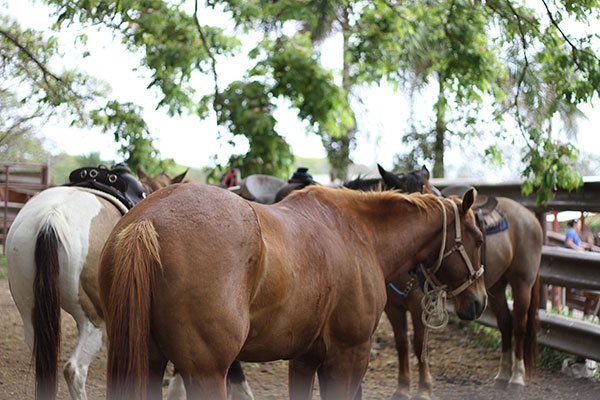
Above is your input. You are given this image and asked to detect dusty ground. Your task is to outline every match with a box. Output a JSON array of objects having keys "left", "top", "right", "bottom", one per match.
[{"left": 1, "top": 277, "right": 599, "bottom": 399}]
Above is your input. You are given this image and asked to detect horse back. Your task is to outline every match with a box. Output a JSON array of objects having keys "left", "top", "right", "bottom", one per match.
[{"left": 484, "top": 197, "right": 543, "bottom": 287}]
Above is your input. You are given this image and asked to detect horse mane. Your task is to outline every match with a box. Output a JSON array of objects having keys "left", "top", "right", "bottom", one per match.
[
  {"left": 285, "top": 185, "right": 443, "bottom": 213},
  {"left": 343, "top": 171, "right": 425, "bottom": 193},
  {"left": 342, "top": 176, "right": 381, "bottom": 191}
]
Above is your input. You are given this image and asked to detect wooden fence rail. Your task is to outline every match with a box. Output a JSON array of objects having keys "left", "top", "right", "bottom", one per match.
[{"left": 0, "top": 162, "right": 50, "bottom": 253}]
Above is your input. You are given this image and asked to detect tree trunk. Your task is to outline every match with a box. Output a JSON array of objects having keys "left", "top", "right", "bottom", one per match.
[
  {"left": 323, "top": 7, "right": 355, "bottom": 181},
  {"left": 433, "top": 78, "right": 446, "bottom": 178}
]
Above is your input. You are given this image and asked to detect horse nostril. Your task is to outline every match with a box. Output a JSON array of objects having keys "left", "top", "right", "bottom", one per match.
[{"left": 474, "top": 296, "right": 487, "bottom": 317}]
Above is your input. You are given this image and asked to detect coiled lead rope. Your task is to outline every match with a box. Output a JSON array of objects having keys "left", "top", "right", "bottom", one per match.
[
  {"left": 419, "top": 197, "right": 450, "bottom": 363},
  {"left": 420, "top": 280, "right": 449, "bottom": 363}
]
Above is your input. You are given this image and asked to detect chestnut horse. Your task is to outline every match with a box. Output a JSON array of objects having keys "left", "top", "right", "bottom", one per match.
[
  {"left": 370, "top": 169, "right": 542, "bottom": 399},
  {"left": 99, "top": 183, "right": 486, "bottom": 400},
  {"left": 6, "top": 167, "right": 188, "bottom": 400}
]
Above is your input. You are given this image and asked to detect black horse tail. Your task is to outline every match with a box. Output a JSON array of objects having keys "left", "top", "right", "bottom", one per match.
[{"left": 33, "top": 219, "right": 62, "bottom": 400}]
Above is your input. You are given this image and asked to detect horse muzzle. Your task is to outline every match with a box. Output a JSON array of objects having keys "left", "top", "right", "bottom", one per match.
[{"left": 455, "top": 291, "right": 487, "bottom": 320}]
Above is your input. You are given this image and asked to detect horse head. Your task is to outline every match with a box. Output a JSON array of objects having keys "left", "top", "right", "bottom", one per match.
[
  {"left": 420, "top": 188, "right": 487, "bottom": 321},
  {"left": 378, "top": 164, "right": 442, "bottom": 196},
  {"left": 137, "top": 166, "right": 190, "bottom": 192}
]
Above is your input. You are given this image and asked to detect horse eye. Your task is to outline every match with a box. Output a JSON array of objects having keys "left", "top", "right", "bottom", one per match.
[{"left": 476, "top": 239, "right": 484, "bottom": 248}]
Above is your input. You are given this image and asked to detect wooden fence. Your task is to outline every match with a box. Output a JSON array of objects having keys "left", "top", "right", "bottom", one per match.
[
  {"left": 0, "top": 162, "right": 50, "bottom": 253},
  {"left": 431, "top": 178, "right": 600, "bottom": 361}
]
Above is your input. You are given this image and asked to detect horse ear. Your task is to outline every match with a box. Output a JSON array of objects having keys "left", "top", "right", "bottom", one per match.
[
  {"left": 420, "top": 165, "right": 431, "bottom": 180},
  {"left": 377, "top": 164, "right": 399, "bottom": 188},
  {"left": 461, "top": 187, "right": 477, "bottom": 213},
  {"left": 137, "top": 166, "right": 149, "bottom": 180},
  {"left": 171, "top": 169, "right": 190, "bottom": 184}
]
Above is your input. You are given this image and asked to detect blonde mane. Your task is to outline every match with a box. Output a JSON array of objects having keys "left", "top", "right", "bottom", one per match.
[{"left": 286, "top": 185, "right": 452, "bottom": 213}]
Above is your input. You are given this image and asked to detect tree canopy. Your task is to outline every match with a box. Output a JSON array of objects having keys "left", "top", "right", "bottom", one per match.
[{"left": 2, "top": 0, "right": 600, "bottom": 202}]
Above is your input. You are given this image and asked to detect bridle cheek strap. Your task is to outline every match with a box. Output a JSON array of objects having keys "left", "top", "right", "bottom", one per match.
[{"left": 422, "top": 198, "right": 484, "bottom": 298}]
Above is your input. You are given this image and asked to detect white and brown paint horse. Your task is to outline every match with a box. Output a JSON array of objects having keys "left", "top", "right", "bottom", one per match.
[
  {"left": 6, "top": 167, "right": 188, "bottom": 400},
  {"left": 99, "top": 183, "right": 486, "bottom": 400}
]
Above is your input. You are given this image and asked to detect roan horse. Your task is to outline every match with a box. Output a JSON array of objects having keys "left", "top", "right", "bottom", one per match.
[
  {"left": 368, "top": 167, "right": 542, "bottom": 399},
  {"left": 6, "top": 166, "right": 188, "bottom": 400},
  {"left": 99, "top": 183, "right": 486, "bottom": 399}
]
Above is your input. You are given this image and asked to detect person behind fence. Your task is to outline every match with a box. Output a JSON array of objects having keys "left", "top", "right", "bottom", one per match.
[{"left": 565, "top": 219, "right": 585, "bottom": 252}]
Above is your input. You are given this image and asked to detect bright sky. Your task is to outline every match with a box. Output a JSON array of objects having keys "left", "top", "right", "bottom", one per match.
[{"left": 4, "top": 1, "right": 600, "bottom": 178}]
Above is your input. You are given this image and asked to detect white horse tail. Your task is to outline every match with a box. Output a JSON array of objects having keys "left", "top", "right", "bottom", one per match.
[{"left": 33, "top": 210, "right": 70, "bottom": 400}]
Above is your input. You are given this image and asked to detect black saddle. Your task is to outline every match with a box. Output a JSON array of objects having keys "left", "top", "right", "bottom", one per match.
[
  {"left": 65, "top": 163, "right": 148, "bottom": 210},
  {"left": 274, "top": 167, "right": 316, "bottom": 203}
]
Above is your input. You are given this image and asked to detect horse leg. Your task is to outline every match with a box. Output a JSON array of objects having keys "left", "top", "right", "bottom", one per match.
[
  {"left": 62, "top": 316, "right": 103, "bottom": 400},
  {"left": 148, "top": 342, "right": 168, "bottom": 400},
  {"left": 384, "top": 301, "right": 411, "bottom": 400},
  {"left": 315, "top": 342, "right": 371, "bottom": 400},
  {"left": 486, "top": 280, "right": 512, "bottom": 388},
  {"left": 179, "top": 369, "right": 228, "bottom": 399},
  {"left": 289, "top": 356, "right": 320, "bottom": 400},
  {"left": 227, "top": 361, "right": 255, "bottom": 400},
  {"left": 167, "top": 361, "right": 254, "bottom": 400},
  {"left": 407, "top": 294, "right": 432, "bottom": 400},
  {"left": 165, "top": 369, "right": 186, "bottom": 400},
  {"left": 507, "top": 278, "right": 535, "bottom": 388}
]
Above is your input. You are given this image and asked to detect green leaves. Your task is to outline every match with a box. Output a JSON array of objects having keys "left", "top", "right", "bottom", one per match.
[
  {"left": 6, "top": 0, "right": 597, "bottom": 203},
  {"left": 521, "top": 133, "right": 583, "bottom": 204},
  {"left": 209, "top": 80, "right": 293, "bottom": 177},
  {"left": 86, "top": 100, "right": 173, "bottom": 174}
]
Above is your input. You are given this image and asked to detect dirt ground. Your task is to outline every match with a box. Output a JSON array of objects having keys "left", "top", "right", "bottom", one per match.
[{"left": 1, "top": 278, "right": 599, "bottom": 399}]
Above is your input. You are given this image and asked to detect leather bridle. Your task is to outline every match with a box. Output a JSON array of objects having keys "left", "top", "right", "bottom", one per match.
[{"left": 420, "top": 197, "right": 484, "bottom": 298}]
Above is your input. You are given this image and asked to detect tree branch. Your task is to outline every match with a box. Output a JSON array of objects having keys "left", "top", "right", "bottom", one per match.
[
  {"left": 193, "top": 0, "right": 220, "bottom": 110},
  {"left": 379, "top": 0, "right": 416, "bottom": 22},
  {"left": 504, "top": 0, "right": 532, "bottom": 149},
  {"left": 540, "top": 0, "right": 600, "bottom": 66},
  {"left": 0, "top": 28, "right": 63, "bottom": 86}
]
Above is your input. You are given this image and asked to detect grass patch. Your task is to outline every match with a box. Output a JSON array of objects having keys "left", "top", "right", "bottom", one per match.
[
  {"left": 464, "top": 320, "right": 502, "bottom": 351},
  {"left": 0, "top": 254, "right": 6, "bottom": 280},
  {"left": 538, "top": 345, "right": 570, "bottom": 370}
]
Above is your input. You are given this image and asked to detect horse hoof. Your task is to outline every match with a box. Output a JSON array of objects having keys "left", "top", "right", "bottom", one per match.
[
  {"left": 413, "top": 392, "right": 432, "bottom": 400},
  {"left": 507, "top": 382, "right": 524, "bottom": 392}
]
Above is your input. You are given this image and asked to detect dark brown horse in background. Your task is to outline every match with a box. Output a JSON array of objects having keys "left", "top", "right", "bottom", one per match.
[
  {"left": 99, "top": 183, "right": 486, "bottom": 400},
  {"left": 367, "top": 167, "right": 542, "bottom": 399}
]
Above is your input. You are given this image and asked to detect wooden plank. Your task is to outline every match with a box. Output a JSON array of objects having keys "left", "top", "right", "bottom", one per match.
[{"left": 431, "top": 179, "right": 600, "bottom": 212}]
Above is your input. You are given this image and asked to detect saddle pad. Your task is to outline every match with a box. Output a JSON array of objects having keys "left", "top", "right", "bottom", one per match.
[
  {"left": 481, "top": 207, "right": 509, "bottom": 235},
  {"left": 75, "top": 187, "right": 129, "bottom": 215}
]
